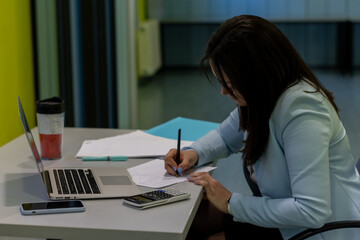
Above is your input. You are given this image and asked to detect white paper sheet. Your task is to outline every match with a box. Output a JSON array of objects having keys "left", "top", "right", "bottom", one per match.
[
  {"left": 75, "top": 130, "right": 194, "bottom": 158},
  {"left": 127, "top": 159, "right": 217, "bottom": 188}
]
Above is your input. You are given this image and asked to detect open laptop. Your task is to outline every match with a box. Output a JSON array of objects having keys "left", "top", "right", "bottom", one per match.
[{"left": 18, "top": 97, "right": 141, "bottom": 200}]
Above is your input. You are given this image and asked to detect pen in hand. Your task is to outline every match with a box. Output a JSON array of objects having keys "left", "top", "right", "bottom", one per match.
[{"left": 175, "top": 128, "right": 181, "bottom": 176}]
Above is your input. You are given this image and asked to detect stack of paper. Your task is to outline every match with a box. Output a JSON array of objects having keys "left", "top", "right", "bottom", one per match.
[{"left": 76, "top": 130, "right": 194, "bottom": 158}]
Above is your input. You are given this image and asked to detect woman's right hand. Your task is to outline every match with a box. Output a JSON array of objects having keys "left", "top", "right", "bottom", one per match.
[{"left": 164, "top": 149, "right": 199, "bottom": 176}]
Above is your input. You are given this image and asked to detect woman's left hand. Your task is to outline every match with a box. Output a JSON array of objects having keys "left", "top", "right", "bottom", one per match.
[{"left": 187, "top": 172, "right": 232, "bottom": 214}]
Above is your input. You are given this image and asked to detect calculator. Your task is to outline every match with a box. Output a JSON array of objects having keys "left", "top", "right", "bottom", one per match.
[{"left": 122, "top": 188, "right": 191, "bottom": 209}]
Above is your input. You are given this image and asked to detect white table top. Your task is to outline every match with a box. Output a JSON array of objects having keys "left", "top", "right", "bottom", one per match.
[{"left": 0, "top": 127, "right": 203, "bottom": 240}]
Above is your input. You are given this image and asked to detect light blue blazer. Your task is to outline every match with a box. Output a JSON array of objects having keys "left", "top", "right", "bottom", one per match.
[{"left": 188, "top": 81, "right": 360, "bottom": 239}]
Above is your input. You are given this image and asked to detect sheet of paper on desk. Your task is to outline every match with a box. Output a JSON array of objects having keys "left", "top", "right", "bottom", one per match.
[
  {"left": 127, "top": 159, "right": 217, "bottom": 188},
  {"left": 75, "top": 130, "right": 194, "bottom": 158}
]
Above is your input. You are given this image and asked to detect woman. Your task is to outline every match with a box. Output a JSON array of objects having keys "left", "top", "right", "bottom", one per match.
[{"left": 164, "top": 15, "right": 360, "bottom": 239}]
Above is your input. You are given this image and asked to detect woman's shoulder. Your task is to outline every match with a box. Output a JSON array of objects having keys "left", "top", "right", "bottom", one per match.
[
  {"left": 271, "top": 80, "right": 331, "bottom": 124},
  {"left": 281, "top": 80, "right": 321, "bottom": 101}
]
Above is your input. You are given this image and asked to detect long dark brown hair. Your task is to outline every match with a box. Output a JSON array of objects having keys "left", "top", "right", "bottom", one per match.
[{"left": 201, "top": 15, "right": 338, "bottom": 166}]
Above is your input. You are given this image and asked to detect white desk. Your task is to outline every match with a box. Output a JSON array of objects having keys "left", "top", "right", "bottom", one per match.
[{"left": 0, "top": 128, "right": 204, "bottom": 240}]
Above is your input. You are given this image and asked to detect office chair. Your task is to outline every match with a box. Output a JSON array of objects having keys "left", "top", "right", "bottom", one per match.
[
  {"left": 289, "top": 159, "right": 360, "bottom": 240},
  {"left": 288, "top": 220, "right": 360, "bottom": 240}
]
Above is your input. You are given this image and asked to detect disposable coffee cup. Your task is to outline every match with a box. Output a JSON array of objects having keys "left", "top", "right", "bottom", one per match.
[{"left": 36, "top": 97, "right": 65, "bottom": 160}]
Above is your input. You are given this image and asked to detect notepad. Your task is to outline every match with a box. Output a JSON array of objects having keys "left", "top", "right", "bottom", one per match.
[{"left": 127, "top": 159, "right": 216, "bottom": 188}]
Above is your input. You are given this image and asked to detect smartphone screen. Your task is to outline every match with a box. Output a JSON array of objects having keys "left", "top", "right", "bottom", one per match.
[{"left": 20, "top": 200, "right": 85, "bottom": 215}]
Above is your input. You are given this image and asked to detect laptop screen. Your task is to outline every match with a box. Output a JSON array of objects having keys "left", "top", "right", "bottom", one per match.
[{"left": 18, "top": 97, "right": 46, "bottom": 177}]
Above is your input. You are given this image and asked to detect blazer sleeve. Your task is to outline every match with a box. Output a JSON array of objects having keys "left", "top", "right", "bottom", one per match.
[{"left": 183, "top": 108, "right": 244, "bottom": 166}]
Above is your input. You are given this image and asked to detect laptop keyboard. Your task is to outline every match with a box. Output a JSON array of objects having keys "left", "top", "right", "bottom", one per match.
[{"left": 53, "top": 169, "right": 101, "bottom": 195}]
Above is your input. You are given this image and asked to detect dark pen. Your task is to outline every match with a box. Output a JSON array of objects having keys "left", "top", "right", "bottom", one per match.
[{"left": 175, "top": 128, "right": 181, "bottom": 176}]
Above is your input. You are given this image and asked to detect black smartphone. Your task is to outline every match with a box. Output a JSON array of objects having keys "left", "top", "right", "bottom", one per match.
[{"left": 20, "top": 200, "right": 85, "bottom": 215}]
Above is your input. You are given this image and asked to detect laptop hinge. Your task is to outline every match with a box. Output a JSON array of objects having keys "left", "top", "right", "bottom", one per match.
[{"left": 43, "top": 170, "right": 53, "bottom": 193}]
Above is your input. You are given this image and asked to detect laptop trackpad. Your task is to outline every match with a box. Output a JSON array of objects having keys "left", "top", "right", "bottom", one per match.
[{"left": 100, "top": 176, "right": 132, "bottom": 185}]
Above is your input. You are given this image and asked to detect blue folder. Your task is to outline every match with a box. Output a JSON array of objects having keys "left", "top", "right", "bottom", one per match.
[{"left": 145, "top": 117, "right": 220, "bottom": 141}]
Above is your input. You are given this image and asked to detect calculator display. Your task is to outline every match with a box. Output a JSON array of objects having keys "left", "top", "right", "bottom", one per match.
[{"left": 131, "top": 195, "right": 152, "bottom": 203}]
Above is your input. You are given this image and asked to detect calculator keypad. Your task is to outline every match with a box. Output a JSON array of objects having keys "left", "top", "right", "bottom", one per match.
[
  {"left": 123, "top": 188, "right": 190, "bottom": 209},
  {"left": 143, "top": 189, "right": 186, "bottom": 201}
]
